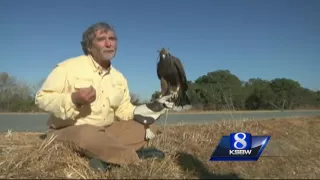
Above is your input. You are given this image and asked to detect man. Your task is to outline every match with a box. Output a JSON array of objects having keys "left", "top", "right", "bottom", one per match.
[{"left": 35, "top": 22, "right": 174, "bottom": 171}]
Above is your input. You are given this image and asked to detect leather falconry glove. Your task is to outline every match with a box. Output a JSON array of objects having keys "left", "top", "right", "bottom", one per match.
[{"left": 133, "top": 94, "right": 174, "bottom": 140}]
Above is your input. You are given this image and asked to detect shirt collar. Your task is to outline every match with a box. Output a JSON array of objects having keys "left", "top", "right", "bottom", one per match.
[{"left": 87, "top": 55, "right": 112, "bottom": 76}]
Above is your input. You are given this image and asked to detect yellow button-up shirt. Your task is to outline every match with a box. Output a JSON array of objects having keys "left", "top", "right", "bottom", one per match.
[{"left": 35, "top": 55, "right": 136, "bottom": 129}]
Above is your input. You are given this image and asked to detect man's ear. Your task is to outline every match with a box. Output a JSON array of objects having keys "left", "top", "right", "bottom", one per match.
[{"left": 87, "top": 46, "right": 92, "bottom": 54}]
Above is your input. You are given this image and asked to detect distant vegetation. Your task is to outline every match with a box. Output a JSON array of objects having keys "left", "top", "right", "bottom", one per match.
[
  {"left": 0, "top": 70, "right": 319, "bottom": 112},
  {"left": 151, "top": 70, "right": 320, "bottom": 111}
]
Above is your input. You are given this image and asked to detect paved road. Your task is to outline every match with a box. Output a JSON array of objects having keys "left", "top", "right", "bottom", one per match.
[{"left": 0, "top": 110, "right": 320, "bottom": 132}]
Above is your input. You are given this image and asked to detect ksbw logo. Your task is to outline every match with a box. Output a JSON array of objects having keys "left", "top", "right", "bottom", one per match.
[
  {"left": 229, "top": 132, "right": 252, "bottom": 156},
  {"left": 210, "top": 132, "right": 270, "bottom": 161}
]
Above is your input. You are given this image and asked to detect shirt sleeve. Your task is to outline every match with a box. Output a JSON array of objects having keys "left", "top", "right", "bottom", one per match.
[
  {"left": 35, "top": 65, "right": 80, "bottom": 120},
  {"left": 114, "top": 78, "right": 136, "bottom": 121}
]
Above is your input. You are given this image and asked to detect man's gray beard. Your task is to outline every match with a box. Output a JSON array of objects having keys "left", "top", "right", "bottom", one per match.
[
  {"left": 103, "top": 55, "right": 110, "bottom": 61},
  {"left": 102, "top": 53, "right": 115, "bottom": 61}
]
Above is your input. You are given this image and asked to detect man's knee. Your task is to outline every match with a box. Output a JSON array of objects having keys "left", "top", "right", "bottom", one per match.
[
  {"left": 125, "top": 120, "right": 161, "bottom": 136},
  {"left": 48, "top": 124, "right": 102, "bottom": 146}
]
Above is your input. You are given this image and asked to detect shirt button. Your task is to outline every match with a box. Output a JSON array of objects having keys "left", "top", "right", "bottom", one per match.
[{"left": 103, "top": 104, "right": 105, "bottom": 107}]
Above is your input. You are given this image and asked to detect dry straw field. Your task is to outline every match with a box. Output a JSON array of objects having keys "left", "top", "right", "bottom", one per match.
[{"left": 0, "top": 116, "right": 319, "bottom": 179}]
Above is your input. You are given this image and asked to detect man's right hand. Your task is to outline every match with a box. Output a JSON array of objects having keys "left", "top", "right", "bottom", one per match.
[{"left": 71, "top": 86, "right": 96, "bottom": 107}]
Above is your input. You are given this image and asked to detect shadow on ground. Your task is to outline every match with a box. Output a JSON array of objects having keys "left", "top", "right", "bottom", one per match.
[{"left": 176, "top": 151, "right": 242, "bottom": 179}]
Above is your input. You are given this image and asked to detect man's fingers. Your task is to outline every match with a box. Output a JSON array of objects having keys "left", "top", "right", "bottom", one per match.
[
  {"left": 80, "top": 86, "right": 93, "bottom": 96},
  {"left": 87, "top": 96, "right": 95, "bottom": 103},
  {"left": 88, "top": 93, "right": 96, "bottom": 103},
  {"left": 88, "top": 87, "right": 96, "bottom": 97},
  {"left": 74, "top": 86, "right": 96, "bottom": 104},
  {"left": 86, "top": 88, "right": 96, "bottom": 103}
]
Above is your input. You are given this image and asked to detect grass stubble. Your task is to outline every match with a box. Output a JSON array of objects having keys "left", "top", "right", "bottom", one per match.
[{"left": 0, "top": 116, "right": 319, "bottom": 179}]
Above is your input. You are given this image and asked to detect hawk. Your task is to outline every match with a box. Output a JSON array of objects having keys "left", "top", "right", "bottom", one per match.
[{"left": 156, "top": 48, "right": 192, "bottom": 110}]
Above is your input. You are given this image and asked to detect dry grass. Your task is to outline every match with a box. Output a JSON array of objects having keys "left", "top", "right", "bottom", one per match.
[
  {"left": 0, "top": 116, "right": 320, "bottom": 179},
  {"left": 1, "top": 109, "right": 319, "bottom": 115},
  {"left": 168, "top": 109, "right": 320, "bottom": 114}
]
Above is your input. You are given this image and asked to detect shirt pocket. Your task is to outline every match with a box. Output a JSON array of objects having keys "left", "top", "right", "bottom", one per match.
[
  {"left": 73, "top": 78, "right": 93, "bottom": 89},
  {"left": 108, "top": 82, "right": 125, "bottom": 109}
]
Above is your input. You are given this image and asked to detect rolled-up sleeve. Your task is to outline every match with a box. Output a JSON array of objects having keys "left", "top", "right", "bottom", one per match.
[
  {"left": 35, "top": 65, "right": 80, "bottom": 120},
  {"left": 114, "top": 79, "right": 136, "bottom": 121}
]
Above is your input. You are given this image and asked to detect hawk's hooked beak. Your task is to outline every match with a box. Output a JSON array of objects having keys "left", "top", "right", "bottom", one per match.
[
  {"left": 161, "top": 52, "right": 170, "bottom": 59},
  {"left": 158, "top": 48, "right": 169, "bottom": 60}
]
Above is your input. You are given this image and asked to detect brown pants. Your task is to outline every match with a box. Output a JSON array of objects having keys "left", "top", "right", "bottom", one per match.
[{"left": 46, "top": 120, "right": 159, "bottom": 165}]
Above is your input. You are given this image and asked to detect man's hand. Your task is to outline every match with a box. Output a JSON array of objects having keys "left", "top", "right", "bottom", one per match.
[{"left": 71, "top": 86, "right": 96, "bottom": 107}]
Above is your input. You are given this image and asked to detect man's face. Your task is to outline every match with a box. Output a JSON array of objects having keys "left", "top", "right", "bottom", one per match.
[{"left": 88, "top": 29, "right": 117, "bottom": 62}]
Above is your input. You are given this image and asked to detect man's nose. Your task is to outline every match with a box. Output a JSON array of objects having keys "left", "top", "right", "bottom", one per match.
[{"left": 105, "top": 40, "right": 112, "bottom": 47}]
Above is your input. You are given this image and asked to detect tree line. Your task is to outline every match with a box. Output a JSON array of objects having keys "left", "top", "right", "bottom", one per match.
[
  {"left": 150, "top": 70, "right": 320, "bottom": 111},
  {"left": 0, "top": 70, "right": 319, "bottom": 112}
]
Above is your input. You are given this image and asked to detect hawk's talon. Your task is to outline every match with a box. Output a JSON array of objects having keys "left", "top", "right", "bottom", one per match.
[
  {"left": 171, "top": 91, "right": 179, "bottom": 100},
  {"left": 170, "top": 86, "right": 180, "bottom": 100}
]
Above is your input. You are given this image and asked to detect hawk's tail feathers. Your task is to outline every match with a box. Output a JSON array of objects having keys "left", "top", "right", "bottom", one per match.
[{"left": 172, "top": 90, "right": 192, "bottom": 111}]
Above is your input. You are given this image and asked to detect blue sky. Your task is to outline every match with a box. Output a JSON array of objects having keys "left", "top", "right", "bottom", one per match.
[{"left": 1, "top": 0, "right": 319, "bottom": 100}]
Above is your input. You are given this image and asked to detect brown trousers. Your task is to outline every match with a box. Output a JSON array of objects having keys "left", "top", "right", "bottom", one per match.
[{"left": 46, "top": 120, "right": 159, "bottom": 165}]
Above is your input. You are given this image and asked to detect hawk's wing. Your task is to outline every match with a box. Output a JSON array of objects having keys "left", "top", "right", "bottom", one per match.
[{"left": 172, "top": 56, "right": 188, "bottom": 91}]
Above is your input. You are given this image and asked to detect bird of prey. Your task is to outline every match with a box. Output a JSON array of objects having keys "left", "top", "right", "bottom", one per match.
[{"left": 156, "top": 48, "right": 192, "bottom": 110}]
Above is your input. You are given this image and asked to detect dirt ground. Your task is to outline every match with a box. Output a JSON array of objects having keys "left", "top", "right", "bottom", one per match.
[{"left": 0, "top": 116, "right": 319, "bottom": 179}]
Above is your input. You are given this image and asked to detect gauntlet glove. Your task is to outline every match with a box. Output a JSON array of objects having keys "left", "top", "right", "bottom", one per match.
[{"left": 133, "top": 94, "right": 174, "bottom": 140}]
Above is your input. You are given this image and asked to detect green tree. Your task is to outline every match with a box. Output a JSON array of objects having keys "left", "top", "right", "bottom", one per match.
[
  {"left": 269, "top": 78, "right": 301, "bottom": 110},
  {"left": 194, "top": 70, "right": 244, "bottom": 110},
  {"left": 244, "top": 78, "right": 275, "bottom": 110}
]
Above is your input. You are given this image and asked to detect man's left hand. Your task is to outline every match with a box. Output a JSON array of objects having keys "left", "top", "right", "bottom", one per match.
[{"left": 133, "top": 95, "right": 173, "bottom": 126}]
